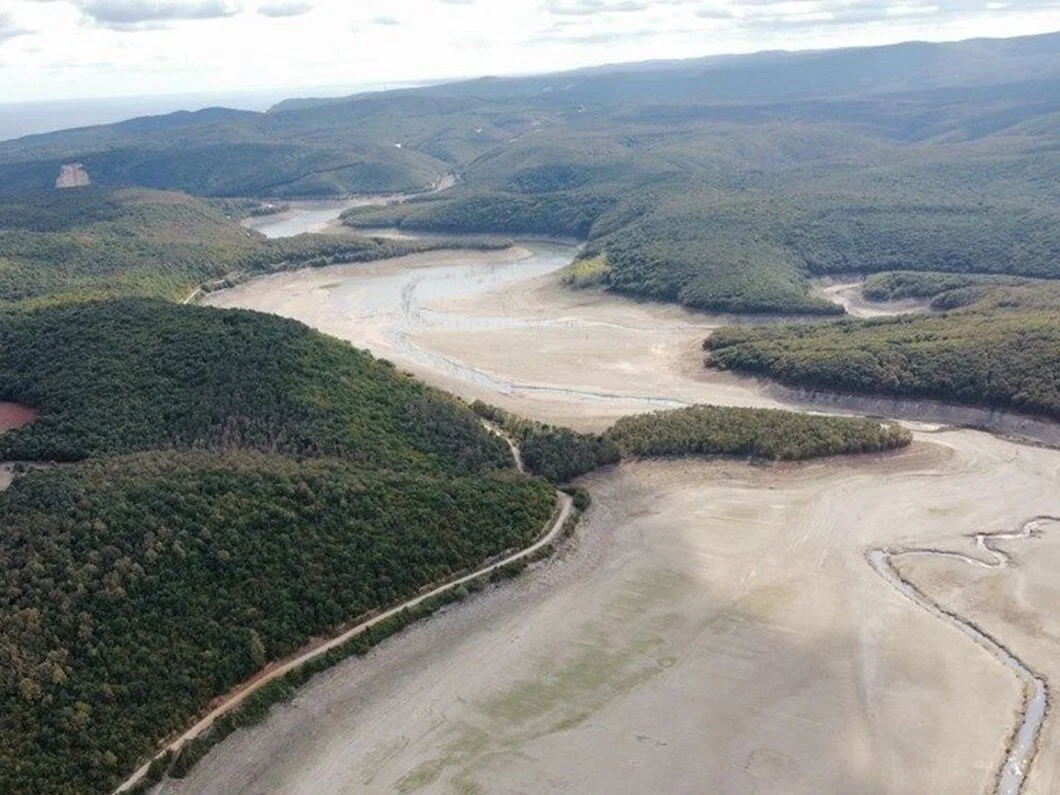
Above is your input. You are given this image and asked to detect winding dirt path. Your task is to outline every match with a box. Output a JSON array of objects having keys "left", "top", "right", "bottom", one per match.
[
  {"left": 869, "top": 516, "right": 1060, "bottom": 795},
  {"left": 113, "top": 434, "right": 571, "bottom": 795}
]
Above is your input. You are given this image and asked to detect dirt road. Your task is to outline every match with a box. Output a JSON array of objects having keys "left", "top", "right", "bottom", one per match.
[{"left": 115, "top": 437, "right": 572, "bottom": 794}]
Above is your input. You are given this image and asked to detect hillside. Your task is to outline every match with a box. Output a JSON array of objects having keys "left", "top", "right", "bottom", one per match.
[
  {"left": 0, "top": 188, "right": 510, "bottom": 309},
  {"left": 4, "top": 34, "right": 1060, "bottom": 313},
  {"left": 0, "top": 298, "right": 512, "bottom": 466},
  {"left": 0, "top": 298, "right": 566, "bottom": 795},
  {"left": 0, "top": 189, "right": 258, "bottom": 307},
  {"left": 0, "top": 452, "right": 553, "bottom": 795},
  {"left": 706, "top": 305, "right": 1060, "bottom": 421}
]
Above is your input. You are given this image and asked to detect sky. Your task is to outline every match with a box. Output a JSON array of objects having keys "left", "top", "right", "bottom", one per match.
[{"left": 2, "top": 0, "right": 1060, "bottom": 104}]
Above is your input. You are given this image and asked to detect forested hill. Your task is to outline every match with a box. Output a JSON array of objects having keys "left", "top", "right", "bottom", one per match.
[
  {"left": 0, "top": 298, "right": 512, "bottom": 468},
  {"left": 0, "top": 188, "right": 511, "bottom": 310},
  {"left": 4, "top": 33, "right": 1060, "bottom": 314},
  {"left": 0, "top": 299, "right": 565, "bottom": 795}
]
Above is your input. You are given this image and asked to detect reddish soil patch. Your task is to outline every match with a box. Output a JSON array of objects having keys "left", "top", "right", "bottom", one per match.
[{"left": 0, "top": 402, "right": 37, "bottom": 433}]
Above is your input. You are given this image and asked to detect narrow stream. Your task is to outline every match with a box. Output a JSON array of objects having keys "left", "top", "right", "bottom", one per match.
[{"left": 869, "top": 515, "right": 1059, "bottom": 795}]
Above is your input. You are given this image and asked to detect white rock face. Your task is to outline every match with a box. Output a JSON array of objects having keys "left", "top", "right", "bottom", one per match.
[{"left": 55, "top": 162, "right": 90, "bottom": 188}]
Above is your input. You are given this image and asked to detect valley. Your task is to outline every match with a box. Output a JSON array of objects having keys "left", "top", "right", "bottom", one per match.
[
  {"left": 3, "top": 26, "right": 1060, "bottom": 795},
  {"left": 191, "top": 215, "right": 1060, "bottom": 794}
]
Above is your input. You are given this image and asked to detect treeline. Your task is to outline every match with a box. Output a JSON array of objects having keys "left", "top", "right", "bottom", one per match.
[
  {"left": 0, "top": 188, "right": 515, "bottom": 310},
  {"left": 0, "top": 298, "right": 512, "bottom": 469},
  {"left": 472, "top": 399, "right": 910, "bottom": 476},
  {"left": 862, "top": 271, "right": 1024, "bottom": 302},
  {"left": 342, "top": 191, "right": 617, "bottom": 239},
  {"left": 207, "top": 197, "right": 291, "bottom": 218},
  {"left": 608, "top": 405, "right": 911, "bottom": 461},
  {"left": 243, "top": 232, "right": 512, "bottom": 272},
  {"left": 0, "top": 452, "right": 554, "bottom": 795},
  {"left": 706, "top": 310, "right": 1060, "bottom": 420},
  {"left": 860, "top": 270, "right": 1060, "bottom": 312},
  {"left": 471, "top": 401, "right": 620, "bottom": 482}
]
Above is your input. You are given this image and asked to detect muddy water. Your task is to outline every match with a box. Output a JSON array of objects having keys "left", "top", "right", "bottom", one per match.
[
  {"left": 243, "top": 175, "right": 456, "bottom": 239},
  {"left": 243, "top": 200, "right": 361, "bottom": 238},
  {"left": 194, "top": 235, "right": 1060, "bottom": 794}
]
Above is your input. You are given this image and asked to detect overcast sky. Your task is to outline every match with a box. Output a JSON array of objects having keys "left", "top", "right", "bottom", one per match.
[{"left": 2, "top": 0, "right": 1060, "bottom": 103}]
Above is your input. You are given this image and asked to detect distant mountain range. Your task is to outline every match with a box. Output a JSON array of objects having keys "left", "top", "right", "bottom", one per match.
[
  {"left": 3, "top": 29, "right": 1060, "bottom": 316},
  {"left": 2, "top": 30, "right": 1059, "bottom": 200}
]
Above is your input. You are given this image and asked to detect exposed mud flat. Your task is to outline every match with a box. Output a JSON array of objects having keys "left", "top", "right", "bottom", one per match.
[
  {"left": 204, "top": 244, "right": 787, "bottom": 431},
  {"left": 896, "top": 514, "right": 1060, "bottom": 795},
  {"left": 198, "top": 241, "right": 1060, "bottom": 793},
  {"left": 157, "top": 434, "right": 1060, "bottom": 795},
  {"left": 809, "top": 278, "right": 932, "bottom": 318}
]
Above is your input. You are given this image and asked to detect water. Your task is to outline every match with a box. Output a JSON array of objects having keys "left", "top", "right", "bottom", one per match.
[
  {"left": 868, "top": 538, "right": 1051, "bottom": 795},
  {"left": 242, "top": 200, "right": 362, "bottom": 238}
]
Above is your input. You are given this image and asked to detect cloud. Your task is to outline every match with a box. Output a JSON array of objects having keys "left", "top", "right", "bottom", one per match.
[
  {"left": 537, "top": 0, "right": 1060, "bottom": 30},
  {"left": 0, "top": 12, "right": 31, "bottom": 43},
  {"left": 371, "top": 15, "right": 400, "bottom": 25},
  {"left": 543, "top": 0, "right": 650, "bottom": 15},
  {"left": 258, "top": 0, "right": 312, "bottom": 17},
  {"left": 76, "top": 0, "right": 243, "bottom": 28},
  {"left": 712, "top": 0, "right": 1060, "bottom": 30}
]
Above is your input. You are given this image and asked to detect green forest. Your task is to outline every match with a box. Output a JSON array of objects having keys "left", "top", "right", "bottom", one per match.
[
  {"left": 471, "top": 401, "right": 621, "bottom": 482},
  {"left": 0, "top": 299, "right": 564, "bottom": 795},
  {"left": 0, "top": 298, "right": 512, "bottom": 467},
  {"left": 0, "top": 189, "right": 511, "bottom": 309},
  {"left": 0, "top": 452, "right": 553, "bottom": 795},
  {"left": 473, "top": 400, "right": 911, "bottom": 470},
  {"left": 608, "top": 405, "right": 911, "bottom": 461},
  {"left": 706, "top": 309, "right": 1060, "bottom": 420}
]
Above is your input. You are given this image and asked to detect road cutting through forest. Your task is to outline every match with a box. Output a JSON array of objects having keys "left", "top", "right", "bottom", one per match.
[{"left": 114, "top": 428, "right": 572, "bottom": 794}]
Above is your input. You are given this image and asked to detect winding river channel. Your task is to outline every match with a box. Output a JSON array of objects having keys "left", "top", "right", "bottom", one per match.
[{"left": 162, "top": 206, "right": 1060, "bottom": 794}]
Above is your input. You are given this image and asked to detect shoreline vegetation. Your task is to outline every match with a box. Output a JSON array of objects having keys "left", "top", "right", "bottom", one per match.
[
  {"left": 705, "top": 309, "right": 1060, "bottom": 424},
  {"left": 0, "top": 188, "right": 513, "bottom": 311},
  {"left": 472, "top": 400, "right": 911, "bottom": 474},
  {"left": 0, "top": 300, "right": 559, "bottom": 795}
]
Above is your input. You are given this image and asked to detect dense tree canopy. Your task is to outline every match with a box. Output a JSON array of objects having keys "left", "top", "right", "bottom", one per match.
[
  {"left": 0, "top": 298, "right": 513, "bottom": 468},
  {"left": 0, "top": 299, "right": 561, "bottom": 795},
  {"left": 471, "top": 401, "right": 621, "bottom": 482},
  {"left": 0, "top": 452, "right": 554, "bottom": 795},
  {"left": 608, "top": 405, "right": 911, "bottom": 461},
  {"left": 706, "top": 310, "right": 1060, "bottom": 420}
]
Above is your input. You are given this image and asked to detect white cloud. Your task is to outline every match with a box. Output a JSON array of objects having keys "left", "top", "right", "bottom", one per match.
[
  {"left": 77, "top": 0, "right": 243, "bottom": 28},
  {"left": 258, "top": 1, "right": 313, "bottom": 17},
  {"left": 0, "top": 11, "right": 32, "bottom": 42},
  {"left": 1, "top": 0, "right": 1059, "bottom": 102}
]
